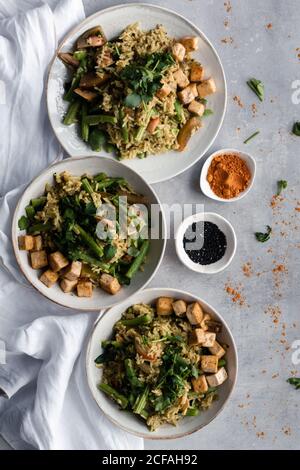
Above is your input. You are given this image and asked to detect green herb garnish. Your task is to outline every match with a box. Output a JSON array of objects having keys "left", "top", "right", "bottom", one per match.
[
  {"left": 292, "top": 122, "right": 300, "bottom": 136},
  {"left": 18, "top": 216, "right": 29, "bottom": 230},
  {"left": 120, "top": 52, "right": 175, "bottom": 106},
  {"left": 277, "top": 180, "right": 287, "bottom": 196},
  {"left": 244, "top": 130, "right": 260, "bottom": 144},
  {"left": 202, "top": 109, "right": 213, "bottom": 117},
  {"left": 247, "top": 78, "right": 264, "bottom": 101},
  {"left": 255, "top": 225, "right": 272, "bottom": 243},
  {"left": 287, "top": 377, "right": 300, "bottom": 390}
]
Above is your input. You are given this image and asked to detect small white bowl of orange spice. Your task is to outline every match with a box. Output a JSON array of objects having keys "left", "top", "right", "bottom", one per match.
[{"left": 200, "top": 148, "right": 256, "bottom": 202}]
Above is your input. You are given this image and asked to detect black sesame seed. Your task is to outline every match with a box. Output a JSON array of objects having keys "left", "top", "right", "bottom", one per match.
[{"left": 183, "top": 221, "right": 227, "bottom": 265}]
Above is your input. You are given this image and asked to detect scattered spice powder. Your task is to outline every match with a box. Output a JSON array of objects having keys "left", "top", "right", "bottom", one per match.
[
  {"left": 224, "top": 19, "right": 229, "bottom": 28},
  {"left": 242, "top": 262, "right": 253, "bottom": 277},
  {"left": 233, "top": 95, "right": 244, "bottom": 108},
  {"left": 251, "top": 103, "right": 257, "bottom": 116},
  {"left": 296, "top": 48, "right": 300, "bottom": 60},
  {"left": 207, "top": 153, "right": 251, "bottom": 199},
  {"left": 266, "top": 23, "right": 273, "bottom": 29},
  {"left": 264, "top": 305, "right": 281, "bottom": 325},
  {"left": 225, "top": 282, "right": 246, "bottom": 306}
]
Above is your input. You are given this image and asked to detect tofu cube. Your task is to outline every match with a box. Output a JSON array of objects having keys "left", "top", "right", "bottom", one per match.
[
  {"left": 100, "top": 273, "right": 121, "bottom": 295},
  {"left": 192, "top": 375, "right": 208, "bottom": 393},
  {"left": 178, "top": 83, "right": 198, "bottom": 104},
  {"left": 206, "top": 367, "right": 228, "bottom": 387},
  {"left": 188, "top": 100, "right": 205, "bottom": 116},
  {"left": 156, "top": 84, "right": 172, "bottom": 100},
  {"left": 190, "top": 62, "right": 204, "bottom": 82},
  {"left": 189, "top": 328, "right": 206, "bottom": 346},
  {"left": 49, "top": 251, "right": 69, "bottom": 273},
  {"left": 63, "top": 261, "right": 82, "bottom": 281},
  {"left": 172, "top": 299, "right": 187, "bottom": 317},
  {"left": 172, "top": 42, "right": 186, "bottom": 62},
  {"left": 186, "top": 302, "right": 204, "bottom": 325},
  {"left": 200, "top": 355, "right": 218, "bottom": 373},
  {"left": 200, "top": 313, "right": 212, "bottom": 331},
  {"left": 197, "top": 78, "right": 217, "bottom": 97},
  {"left": 18, "top": 235, "right": 34, "bottom": 251},
  {"left": 77, "top": 280, "right": 93, "bottom": 297},
  {"left": 173, "top": 69, "right": 189, "bottom": 88},
  {"left": 31, "top": 235, "right": 43, "bottom": 251},
  {"left": 180, "top": 36, "right": 199, "bottom": 52},
  {"left": 39, "top": 269, "right": 59, "bottom": 288},
  {"left": 208, "top": 340, "right": 226, "bottom": 359},
  {"left": 202, "top": 332, "right": 216, "bottom": 347},
  {"left": 156, "top": 297, "right": 174, "bottom": 315},
  {"left": 60, "top": 278, "right": 78, "bottom": 293},
  {"left": 30, "top": 250, "right": 48, "bottom": 270}
]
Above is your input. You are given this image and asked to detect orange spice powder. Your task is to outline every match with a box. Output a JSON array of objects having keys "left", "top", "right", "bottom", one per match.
[{"left": 207, "top": 153, "right": 251, "bottom": 199}]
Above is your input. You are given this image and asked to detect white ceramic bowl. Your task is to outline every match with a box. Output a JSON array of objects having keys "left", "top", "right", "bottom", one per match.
[
  {"left": 86, "top": 287, "right": 238, "bottom": 439},
  {"left": 175, "top": 212, "right": 236, "bottom": 274},
  {"left": 12, "top": 157, "right": 166, "bottom": 311},
  {"left": 200, "top": 148, "right": 256, "bottom": 202},
  {"left": 47, "top": 3, "right": 227, "bottom": 184}
]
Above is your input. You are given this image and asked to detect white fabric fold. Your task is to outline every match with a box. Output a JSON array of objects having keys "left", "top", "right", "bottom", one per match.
[{"left": 0, "top": 0, "right": 143, "bottom": 450}]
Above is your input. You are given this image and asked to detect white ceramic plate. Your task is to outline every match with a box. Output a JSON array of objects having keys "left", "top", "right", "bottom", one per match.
[
  {"left": 47, "top": 3, "right": 227, "bottom": 184},
  {"left": 175, "top": 212, "right": 237, "bottom": 274},
  {"left": 86, "top": 288, "right": 238, "bottom": 440},
  {"left": 12, "top": 157, "right": 166, "bottom": 311}
]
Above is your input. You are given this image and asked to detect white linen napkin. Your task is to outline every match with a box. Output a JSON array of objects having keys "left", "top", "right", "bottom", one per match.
[{"left": 0, "top": 0, "right": 143, "bottom": 450}]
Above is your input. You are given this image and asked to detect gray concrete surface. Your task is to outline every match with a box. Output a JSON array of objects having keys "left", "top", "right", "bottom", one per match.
[{"left": 1, "top": 0, "right": 300, "bottom": 451}]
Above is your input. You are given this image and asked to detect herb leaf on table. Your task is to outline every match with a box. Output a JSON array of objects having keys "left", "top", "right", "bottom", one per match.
[
  {"left": 277, "top": 180, "right": 288, "bottom": 196},
  {"left": 247, "top": 78, "right": 264, "bottom": 101},
  {"left": 287, "top": 377, "right": 300, "bottom": 390},
  {"left": 255, "top": 225, "right": 272, "bottom": 242},
  {"left": 292, "top": 122, "right": 300, "bottom": 136}
]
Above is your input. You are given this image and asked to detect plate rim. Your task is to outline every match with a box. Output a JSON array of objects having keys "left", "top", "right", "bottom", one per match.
[
  {"left": 11, "top": 156, "right": 167, "bottom": 311},
  {"left": 85, "top": 286, "right": 238, "bottom": 440},
  {"left": 46, "top": 2, "right": 227, "bottom": 184}
]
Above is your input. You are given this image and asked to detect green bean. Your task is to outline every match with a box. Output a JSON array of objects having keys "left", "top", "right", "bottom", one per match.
[
  {"left": 94, "top": 172, "right": 107, "bottom": 182},
  {"left": 84, "top": 114, "right": 117, "bottom": 125},
  {"left": 81, "top": 102, "right": 89, "bottom": 142},
  {"left": 186, "top": 408, "right": 199, "bottom": 416},
  {"left": 70, "top": 249, "right": 109, "bottom": 270},
  {"left": 125, "top": 359, "right": 142, "bottom": 389},
  {"left": 73, "top": 224, "right": 104, "bottom": 259},
  {"left": 27, "top": 222, "right": 52, "bottom": 234},
  {"left": 63, "top": 100, "right": 81, "bottom": 125},
  {"left": 81, "top": 178, "right": 94, "bottom": 195},
  {"left": 175, "top": 100, "right": 184, "bottom": 123},
  {"left": 218, "top": 359, "right": 226, "bottom": 368},
  {"left": 64, "top": 76, "right": 80, "bottom": 102},
  {"left": 88, "top": 129, "right": 106, "bottom": 151},
  {"left": 98, "top": 383, "right": 128, "bottom": 409},
  {"left": 120, "top": 314, "right": 152, "bottom": 327},
  {"left": 125, "top": 240, "right": 150, "bottom": 279},
  {"left": 25, "top": 205, "right": 35, "bottom": 219},
  {"left": 30, "top": 197, "right": 47, "bottom": 209},
  {"left": 119, "top": 109, "right": 129, "bottom": 143},
  {"left": 105, "top": 143, "right": 118, "bottom": 154},
  {"left": 133, "top": 386, "right": 149, "bottom": 415}
]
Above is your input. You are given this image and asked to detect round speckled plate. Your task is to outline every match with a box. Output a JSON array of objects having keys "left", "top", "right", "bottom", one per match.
[
  {"left": 86, "top": 288, "right": 238, "bottom": 439},
  {"left": 47, "top": 3, "right": 227, "bottom": 184},
  {"left": 12, "top": 157, "right": 166, "bottom": 311}
]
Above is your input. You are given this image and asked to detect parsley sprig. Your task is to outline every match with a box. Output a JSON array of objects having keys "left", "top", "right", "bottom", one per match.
[{"left": 120, "top": 52, "right": 175, "bottom": 107}]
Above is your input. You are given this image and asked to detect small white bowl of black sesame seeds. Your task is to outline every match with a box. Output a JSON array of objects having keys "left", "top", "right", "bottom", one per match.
[{"left": 175, "top": 212, "right": 237, "bottom": 274}]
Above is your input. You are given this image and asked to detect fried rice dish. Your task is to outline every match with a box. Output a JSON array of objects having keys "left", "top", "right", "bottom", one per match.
[
  {"left": 59, "top": 23, "right": 216, "bottom": 159},
  {"left": 96, "top": 297, "right": 228, "bottom": 431}
]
